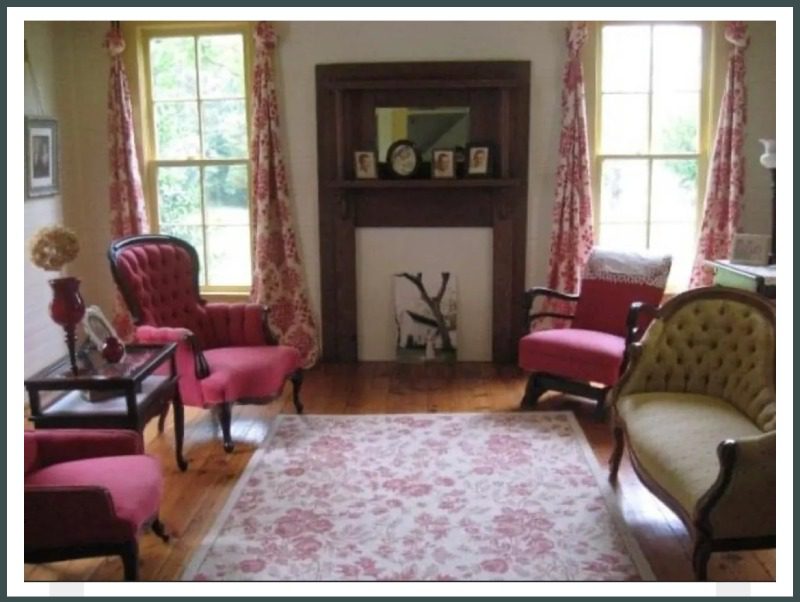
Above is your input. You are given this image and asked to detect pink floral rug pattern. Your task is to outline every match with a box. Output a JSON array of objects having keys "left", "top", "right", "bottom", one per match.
[{"left": 183, "top": 412, "right": 653, "bottom": 581}]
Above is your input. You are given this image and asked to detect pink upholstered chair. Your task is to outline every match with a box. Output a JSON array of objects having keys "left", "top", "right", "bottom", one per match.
[
  {"left": 24, "top": 429, "right": 166, "bottom": 580},
  {"left": 108, "top": 235, "right": 303, "bottom": 453},
  {"left": 518, "top": 248, "right": 671, "bottom": 416}
]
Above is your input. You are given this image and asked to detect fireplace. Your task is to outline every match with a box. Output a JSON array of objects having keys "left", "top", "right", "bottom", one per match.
[{"left": 316, "top": 61, "right": 530, "bottom": 362}]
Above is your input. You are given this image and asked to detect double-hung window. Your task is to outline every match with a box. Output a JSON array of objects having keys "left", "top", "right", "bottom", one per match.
[
  {"left": 596, "top": 23, "right": 706, "bottom": 290},
  {"left": 143, "top": 27, "right": 251, "bottom": 290}
]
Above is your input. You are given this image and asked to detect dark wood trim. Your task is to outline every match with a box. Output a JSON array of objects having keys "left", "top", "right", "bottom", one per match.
[
  {"left": 316, "top": 61, "right": 530, "bottom": 362},
  {"left": 521, "top": 372, "right": 610, "bottom": 418},
  {"left": 326, "top": 178, "right": 521, "bottom": 189}
]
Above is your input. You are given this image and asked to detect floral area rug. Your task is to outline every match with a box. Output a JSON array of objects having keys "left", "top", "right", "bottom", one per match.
[{"left": 182, "top": 412, "right": 653, "bottom": 581}]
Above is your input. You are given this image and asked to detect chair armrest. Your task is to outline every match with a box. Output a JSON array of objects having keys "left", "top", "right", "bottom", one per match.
[
  {"left": 24, "top": 486, "right": 131, "bottom": 548},
  {"left": 524, "top": 287, "right": 579, "bottom": 326},
  {"left": 204, "top": 303, "right": 277, "bottom": 346},
  {"left": 29, "top": 429, "right": 143, "bottom": 468},
  {"left": 699, "top": 432, "right": 776, "bottom": 539},
  {"left": 620, "top": 302, "right": 660, "bottom": 374},
  {"left": 135, "top": 325, "right": 209, "bottom": 379},
  {"left": 624, "top": 301, "right": 659, "bottom": 348}
]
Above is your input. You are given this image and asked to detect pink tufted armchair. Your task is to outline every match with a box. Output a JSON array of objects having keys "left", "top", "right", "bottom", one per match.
[
  {"left": 108, "top": 235, "right": 303, "bottom": 453},
  {"left": 25, "top": 429, "right": 166, "bottom": 580},
  {"left": 519, "top": 248, "right": 672, "bottom": 417}
]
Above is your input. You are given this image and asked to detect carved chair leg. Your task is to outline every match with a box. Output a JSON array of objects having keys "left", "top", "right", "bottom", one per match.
[
  {"left": 157, "top": 403, "right": 170, "bottom": 433},
  {"left": 520, "top": 374, "right": 546, "bottom": 409},
  {"left": 151, "top": 517, "right": 169, "bottom": 543},
  {"left": 593, "top": 388, "right": 610, "bottom": 421},
  {"left": 219, "top": 403, "right": 234, "bottom": 453},
  {"left": 609, "top": 423, "right": 625, "bottom": 483},
  {"left": 692, "top": 534, "right": 713, "bottom": 581},
  {"left": 290, "top": 370, "right": 304, "bottom": 414},
  {"left": 121, "top": 540, "right": 139, "bottom": 581}
]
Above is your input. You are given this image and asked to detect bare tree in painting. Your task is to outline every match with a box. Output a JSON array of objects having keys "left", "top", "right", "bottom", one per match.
[{"left": 398, "top": 272, "right": 454, "bottom": 352}]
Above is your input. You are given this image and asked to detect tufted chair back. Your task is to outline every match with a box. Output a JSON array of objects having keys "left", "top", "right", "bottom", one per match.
[
  {"left": 572, "top": 248, "right": 672, "bottom": 337},
  {"left": 109, "top": 235, "right": 225, "bottom": 349},
  {"left": 618, "top": 287, "right": 776, "bottom": 431}
]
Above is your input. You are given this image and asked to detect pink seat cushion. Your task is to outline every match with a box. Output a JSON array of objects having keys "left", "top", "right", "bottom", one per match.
[
  {"left": 200, "top": 345, "right": 301, "bottom": 405},
  {"left": 518, "top": 328, "right": 626, "bottom": 386},
  {"left": 25, "top": 455, "right": 162, "bottom": 532}
]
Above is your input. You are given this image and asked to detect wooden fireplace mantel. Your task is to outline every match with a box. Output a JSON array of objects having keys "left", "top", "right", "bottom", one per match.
[{"left": 316, "top": 61, "right": 530, "bottom": 363}]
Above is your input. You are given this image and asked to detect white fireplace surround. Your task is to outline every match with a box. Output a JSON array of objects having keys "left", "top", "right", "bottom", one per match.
[{"left": 356, "top": 228, "right": 493, "bottom": 361}]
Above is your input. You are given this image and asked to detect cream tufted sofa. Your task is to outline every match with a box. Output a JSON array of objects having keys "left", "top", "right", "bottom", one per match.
[{"left": 608, "top": 287, "right": 775, "bottom": 580}]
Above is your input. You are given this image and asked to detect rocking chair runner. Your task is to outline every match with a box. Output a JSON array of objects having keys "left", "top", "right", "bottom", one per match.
[{"left": 108, "top": 235, "right": 303, "bottom": 453}]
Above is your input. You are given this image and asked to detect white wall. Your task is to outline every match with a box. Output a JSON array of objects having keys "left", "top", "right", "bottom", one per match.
[
  {"left": 28, "top": 21, "right": 776, "bottom": 366},
  {"left": 23, "top": 22, "right": 66, "bottom": 376},
  {"left": 739, "top": 21, "right": 776, "bottom": 236}
]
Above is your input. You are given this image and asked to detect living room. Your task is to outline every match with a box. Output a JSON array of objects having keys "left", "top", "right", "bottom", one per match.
[{"left": 14, "top": 6, "right": 787, "bottom": 596}]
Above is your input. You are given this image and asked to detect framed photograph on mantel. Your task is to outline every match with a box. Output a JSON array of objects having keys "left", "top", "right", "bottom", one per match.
[
  {"left": 354, "top": 150, "right": 377, "bottom": 179},
  {"left": 25, "top": 116, "right": 59, "bottom": 199},
  {"left": 465, "top": 143, "right": 492, "bottom": 177}
]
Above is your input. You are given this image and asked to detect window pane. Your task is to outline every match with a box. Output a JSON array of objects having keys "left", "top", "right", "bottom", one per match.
[
  {"left": 651, "top": 159, "right": 698, "bottom": 222},
  {"left": 601, "top": 25, "right": 651, "bottom": 93},
  {"left": 601, "top": 94, "right": 649, "bottom": 154},
  {"left": 160, "top": 224, "right": 206, "bottom": 285},
  {"left": 651, "top": 92, "right": 699, "bottom": 153},
  {"left": 157, "top": 166, "right": 201, "bottom": 226},
  {"left": 154, "top": 102, "right": 200, "bottom": 159},
  {"left": 653, "top": 25, "right": 702, "bottom": 92},
  {"left": 649, "top": 222, "right": 696, "bottom": 291},
  {"left": 203, "top": 165, "right": 249, "bottom": 226},
  {"left": 150, "top": 37, "right": 197, "bottom": 101},
  {"left": 600, "top": 159, "right": 649, "bottom": 223},
  {"left": 598, "top": 223, "right": 648, "bottom": 250},
  {"left": 201, "top": 100, "right": 247, "bottom": 159},
  {"left": 205, "top": 226, "right": 251, "bottom": 285},
  {"left": 198, "top": 35, "right": 245, "bottom": 99}
]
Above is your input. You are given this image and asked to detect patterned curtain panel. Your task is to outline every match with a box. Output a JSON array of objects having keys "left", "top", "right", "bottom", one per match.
[
  {"left": 689, "top": 22, "right": 749, "bottom": 287},
  {"left": 539, "top": 22, "right": 595, "bottom": 327},
  {"left": 249, "top": 23, "right": 320, "bottom": 368},
  {"left": 106, "top": 23, "right": 149, "bottom": 338}
]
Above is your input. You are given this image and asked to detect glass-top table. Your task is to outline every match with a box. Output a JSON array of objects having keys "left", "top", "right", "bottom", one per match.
[{"left": 25, "top": 343, "right": 187, "bottom": 471}]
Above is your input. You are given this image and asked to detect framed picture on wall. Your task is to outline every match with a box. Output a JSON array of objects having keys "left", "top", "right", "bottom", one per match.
[{"left": 25, "top": 116, "right": 59, "bottom": 198}]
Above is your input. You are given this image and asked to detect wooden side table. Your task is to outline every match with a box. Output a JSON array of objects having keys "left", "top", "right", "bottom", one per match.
[{"left": 24, "top": 343, "right": 188, "bottom": 471}]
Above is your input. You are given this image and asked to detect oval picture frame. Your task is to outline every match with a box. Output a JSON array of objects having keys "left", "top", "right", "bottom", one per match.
[
  {"left": 386, "top": 139, "right": 420, "bottom": 178},
  {"left": 82, "top": 305, "right": 122, "bottom": 352}
]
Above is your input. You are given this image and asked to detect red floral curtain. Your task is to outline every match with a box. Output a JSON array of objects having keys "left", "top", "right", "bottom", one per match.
[
  {"left": 249, "top": 22, "right": 319, "bottom": 367},
  {"left": 105, "top": 23, "right": 149, "bottom": 337},
  {"left": 689, "top": 22, "right": 749, "bottom": 287},
  {"left": 540, "top": 22, "right": 595, "bottom": 326}
]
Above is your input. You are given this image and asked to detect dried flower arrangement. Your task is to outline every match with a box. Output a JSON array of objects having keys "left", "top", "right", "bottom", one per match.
[{"left": 29, "top": 224, "right": 80, "bottom": 271}]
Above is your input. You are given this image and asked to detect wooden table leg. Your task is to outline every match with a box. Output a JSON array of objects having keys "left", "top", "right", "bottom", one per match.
[{"left": 172, "top": 395, "right": 188, "bottom": 471}]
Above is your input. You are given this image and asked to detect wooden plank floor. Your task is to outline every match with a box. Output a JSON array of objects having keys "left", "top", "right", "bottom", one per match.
[{"left": 24, "top": 362, "right": 775, "bottom": 582}]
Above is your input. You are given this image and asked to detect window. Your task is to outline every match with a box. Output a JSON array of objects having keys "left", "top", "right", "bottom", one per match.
[
  {"left": 143, "top": 28, "right": 251, "bottom": 289},
  {"left": 596, "top": 23, "right": 705, "bottom": 290}
]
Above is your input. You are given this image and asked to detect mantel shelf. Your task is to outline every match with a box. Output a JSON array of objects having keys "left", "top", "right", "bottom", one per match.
[{"left": 327, "top": 178, "right": 521, "bottom": 190}]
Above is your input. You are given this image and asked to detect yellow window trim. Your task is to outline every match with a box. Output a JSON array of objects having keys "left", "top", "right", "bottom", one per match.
[
  {"left": 124, "top": 21, "right": 255, "bottom": 294},
  {"left": 585, "top": 21, "right": 714, "bottom": 239}
]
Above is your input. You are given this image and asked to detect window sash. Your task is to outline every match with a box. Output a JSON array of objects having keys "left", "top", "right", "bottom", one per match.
[{"left": 141, "top": 25, "right": 252, "bottom": 292}]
